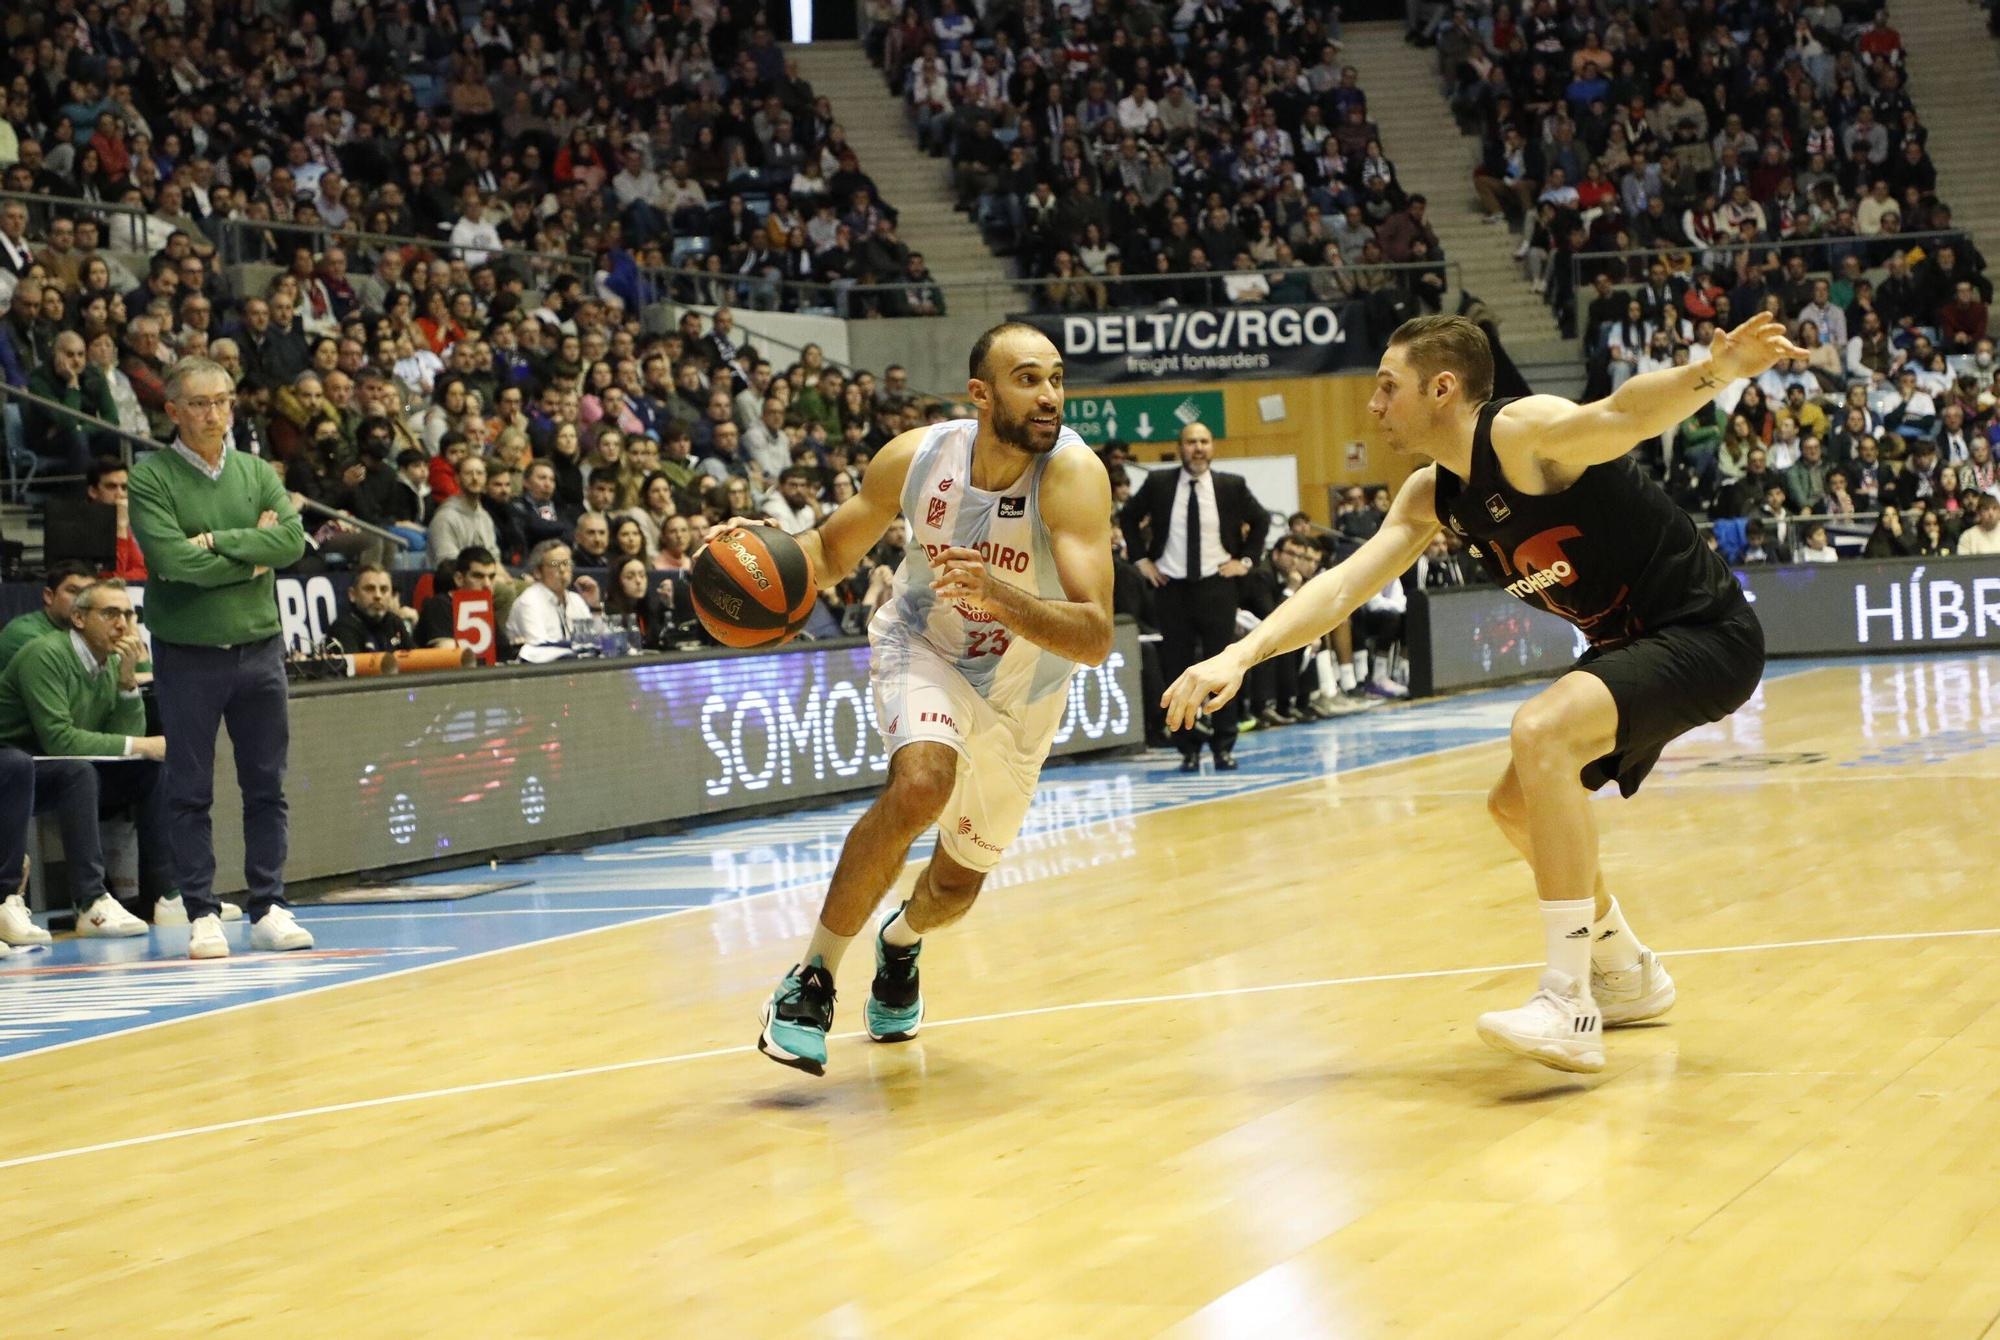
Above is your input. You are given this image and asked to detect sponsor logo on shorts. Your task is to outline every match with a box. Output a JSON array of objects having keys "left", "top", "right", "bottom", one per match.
[
  {"left": 998, "top": 495, "right": 1025, "bottom": 518},
  {"left": 920, "top": 710, "right": 956, "bottom": 729},
  {"left": 956, "top": 816, "right": 1002, "bottom": 854},
  {"left": 926, "top": 496, "right": 948, "bottom": 529}
]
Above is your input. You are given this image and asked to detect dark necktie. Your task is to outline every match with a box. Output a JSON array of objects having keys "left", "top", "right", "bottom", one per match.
[{"left": 1186, "top": 479, "right": 1203, "bottom": 580}]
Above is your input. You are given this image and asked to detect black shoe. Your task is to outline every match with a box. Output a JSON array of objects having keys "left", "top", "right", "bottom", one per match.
[
  {"left": 1178, "top": 752, "right": 1201, "bottom": 773},
  {"left": 1213, "top": 748, "right": 1238, "bottom": 771},
  {"left": 1146, "top": 731, "right": 1174, "bottom": 749}
]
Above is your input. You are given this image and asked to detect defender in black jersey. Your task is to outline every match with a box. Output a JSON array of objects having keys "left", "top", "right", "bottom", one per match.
[{"left": 1163, "top": 312, "right": 1805, "bottom": 1076}]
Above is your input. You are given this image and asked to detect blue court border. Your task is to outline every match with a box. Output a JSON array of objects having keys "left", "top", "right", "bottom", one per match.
[{"left": 0, "top": 658, "right": 1946, "bottom": 1060}]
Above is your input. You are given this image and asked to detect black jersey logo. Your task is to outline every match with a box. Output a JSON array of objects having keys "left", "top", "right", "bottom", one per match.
[
  {"left": 1486, "top": 494, "right": 1512, "bottom": 522},
  {"left": 998, "top": 495, "right": 1025, "bottom": 518}
]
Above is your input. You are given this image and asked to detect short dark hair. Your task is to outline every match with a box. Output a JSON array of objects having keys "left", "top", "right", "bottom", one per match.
[
  {"left": 43, "top": 559, "right": 97, "bottom": 591},
  {"left": 968, "top": 321, "right": 1051, "bottom": 381},
  {"left": 86, "top": 457, "right": 127, "bottom": 489},
  {"left": 352, "top": 562, "right": 393, "bottom": 581},
  {"left": 455, "top": 545, "right": 497, "bottom": 572}
]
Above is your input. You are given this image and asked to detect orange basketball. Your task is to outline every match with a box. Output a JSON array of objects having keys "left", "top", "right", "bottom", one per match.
[{"left": 690, "top": 525, "right": 818, "bottom": 648}]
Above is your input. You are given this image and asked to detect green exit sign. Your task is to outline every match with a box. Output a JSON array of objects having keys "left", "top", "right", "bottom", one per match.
[{"left": 1063, "top": 390, "right": 1226, "bottom": 445}]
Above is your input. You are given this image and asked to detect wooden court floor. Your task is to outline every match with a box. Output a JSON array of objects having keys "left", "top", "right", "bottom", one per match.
[{"left": 4, "top": 658, "right": 1999, "bottom": 1339}]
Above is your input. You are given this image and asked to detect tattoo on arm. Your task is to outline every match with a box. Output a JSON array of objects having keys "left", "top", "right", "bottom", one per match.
[{"left": 1695, "top": 373, "right": 1721, "bottom": 391}]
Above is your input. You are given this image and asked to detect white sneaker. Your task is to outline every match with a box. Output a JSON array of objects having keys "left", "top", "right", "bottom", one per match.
[
  {"left": 1476, "top": 970, "right": 1605, "bottom": 1073},
  {"left": 1367, "top": 671, "right": 1410, "bottom": 699},
  {"left": 189, "top": 914, "right": 229, "bottom": 960},
  {"left": 155, "top": 896, "right": 244, "bottom": 926},
  {"left": 77, "top": 893, "right": 148, "bottom": 938},
  {"left": 0, "top": 939, "right": 11, "bottom": 958},
  {"left": 0, "top": 893, "right": 51, "bottom": 945},
  {"left": 1593, "top": 948, "right": 1676, "bottom": 1026},
  {"left": 249, "top": 905, "right": 314, "bottom": 952}
]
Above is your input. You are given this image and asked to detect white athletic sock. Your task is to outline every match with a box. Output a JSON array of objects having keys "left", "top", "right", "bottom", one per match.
[
  {"left": 1540, "top": 898, "right": 1596, "bottom": 989},
  {"left": 1314, "top": 649, "right": 1337, "bottom": 693},
  {"left": 1590, "top": 896, "right": 1644, "bottom": 972},
  {"left": 803, "top": 920, "right": 856, "bottom": 978},
  {"left": 1354, "top": 649, "right": 1371, "bottom": 680},
  {"left": 881, "top": 901, "right": 922, "bottom": 948},
  {"left": 1338, "top": 661, "right": 1358, "bottom": 692}
]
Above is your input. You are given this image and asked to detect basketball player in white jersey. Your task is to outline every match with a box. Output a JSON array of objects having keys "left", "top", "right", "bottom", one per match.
[{"left": 755, "top": 322, "right": 1114, "bottom": 1075}]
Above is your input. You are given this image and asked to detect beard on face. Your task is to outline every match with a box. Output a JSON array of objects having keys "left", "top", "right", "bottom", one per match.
[{"left": 987, "top": 393, "right": 1060, "bottom": 453}]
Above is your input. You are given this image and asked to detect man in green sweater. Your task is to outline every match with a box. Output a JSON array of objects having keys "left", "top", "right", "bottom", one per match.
[
  {"left": 0, "top": 560, "right": 97, "bottom": 677},
  {"left": 0, "top": 578, "right": 165, "bottom": 942},
  {"left": 128, "top": 356, "right": 315, "bottom": 960}
]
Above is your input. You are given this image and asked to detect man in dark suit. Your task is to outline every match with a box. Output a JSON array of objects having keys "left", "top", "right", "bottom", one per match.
[{"left": 1119, "top": 422, "right": 1267, "bottom": 772}]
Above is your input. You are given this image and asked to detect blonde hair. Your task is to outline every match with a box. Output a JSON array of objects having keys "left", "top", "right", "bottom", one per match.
[{"left": 1388, "top": 315, "right": 1495, "bottom": 406}]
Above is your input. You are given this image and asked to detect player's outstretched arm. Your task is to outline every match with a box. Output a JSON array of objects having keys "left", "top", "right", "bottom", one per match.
[
  {"left": 929, "top": 446, "right": 1115, "bottom": 665},
  {"left": 1162, "top": 467, "right": 1441, "bottom": 729},
  {"left": 1497, "top": 311, "right": 1809, "bottom": 471},
  {"left": 795, "top": 428, "right": 926, "bottom": 588}
]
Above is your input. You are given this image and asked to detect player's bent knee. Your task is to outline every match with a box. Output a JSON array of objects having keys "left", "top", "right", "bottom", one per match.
[
  {"left": 1487, "top": 775, "right": 1522, "bottom": 826},
  {"left": 884, "top": 755, "right": 958, "bottom": 827},
  {"left": 1508, "top": 703, "right": 1585, "bottom": 773}
]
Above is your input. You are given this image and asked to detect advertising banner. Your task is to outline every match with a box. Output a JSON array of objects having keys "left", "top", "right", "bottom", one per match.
[
  {"left": 1012, "top": 303, "right": 1374, "bottom": 383},
  {"left": 204, "top": 622, "right": 1145, "bottom": 888},
  {"left": 1412, "top": 556, "right": 2000, "bottom": 695}
]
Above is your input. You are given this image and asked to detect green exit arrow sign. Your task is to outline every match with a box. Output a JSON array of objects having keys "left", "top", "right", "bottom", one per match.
[{"left": 1062, "top": 390, "right": 1226, "bottom": 445}]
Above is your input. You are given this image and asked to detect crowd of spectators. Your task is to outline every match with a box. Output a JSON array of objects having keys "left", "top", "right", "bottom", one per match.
[
  {"left": 1426, "top": 0, "right": 1989, "bottom": 345},
  {"left": 0, "top": 0, "right": 943, "bottom": 339},
  {"left": 866, "top": 0, "right": 1452, "bottom": 319},
  {"left": 0, "top": 0, "right": 1008, "bottom": 658}
]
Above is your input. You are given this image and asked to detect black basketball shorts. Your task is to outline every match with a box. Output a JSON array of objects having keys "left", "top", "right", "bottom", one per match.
[{"left": 1570, "top": 602, "right": 1766, "bottom": 797}]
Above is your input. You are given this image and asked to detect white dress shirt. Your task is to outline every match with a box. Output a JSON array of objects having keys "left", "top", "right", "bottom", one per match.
[
  {"left": 504, "top": 582, "right": 592, "bottom": 662},
  {"left": 1156, "top": 469, "right": 1228, "bottom": 580}
]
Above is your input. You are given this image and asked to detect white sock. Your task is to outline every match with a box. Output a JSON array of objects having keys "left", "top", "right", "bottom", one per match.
[
  {"left": 1338, "top": 661, "right": 1358, "bottom": 692},
  {"left": 803, "top": 919, "right": 856, "bottom": 978},
  {"left": 881, "top": 901, "right": 922, "bottom": 948},
  {"left": 1314, "top": 649, "right": 1336, "bottom": 693},
  {"left": 1540, "top": 898, "right": 1596, "bottom": 989},
  {"left": 1354, "top": 649, "right": 1371, "bottom": 679},
  {"left": 1590, "top": 896, "right": 1644, "bottom": 972}
]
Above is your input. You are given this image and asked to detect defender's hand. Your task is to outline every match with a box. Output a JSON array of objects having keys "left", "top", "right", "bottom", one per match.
[
  {"left": 1707, "top": 311, "right": 1808, "bottom": 383},
  {"left": 1163, "top": 649, "right": 1249, "bottom": 732}
]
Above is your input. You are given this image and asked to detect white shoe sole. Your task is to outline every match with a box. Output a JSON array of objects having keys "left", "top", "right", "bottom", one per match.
[
  {"left": 865, "top": 1000, "right": 923, "bottom": 1043},
  {"left": 1476, "top": 1018, "right": 1605, "bottom": 1074},
  {"left": 1600, "top": 978, "right": 1676, "bottom": 1026},
  {"left": 0, "top": 926, "right": 52, "bottom": 946},
  {"left": 189, "top": 938, "right": 229, "bottom": 960},
  {"left": 756, "top": 1001, "right": 827, "bottom": 1076},
  {"left": 250, "top": 930, "right": 314, "bottom": 952},
  {"left": 76, "top": 921, "right": 148, "bottom": 938}
]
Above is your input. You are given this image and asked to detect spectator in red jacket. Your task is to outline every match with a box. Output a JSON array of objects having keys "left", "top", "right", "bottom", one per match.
[{"left": 1940, "top": 281, "right": 1991, "bottom": 352}]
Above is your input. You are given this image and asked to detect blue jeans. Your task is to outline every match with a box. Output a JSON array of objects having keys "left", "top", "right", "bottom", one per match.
[{"left": 153, "top": 635, "right": 291, "bottom": 921}]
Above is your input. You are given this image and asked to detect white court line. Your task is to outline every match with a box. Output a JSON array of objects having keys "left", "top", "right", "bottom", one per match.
[
  {"left": 0, "top": 660, "right": 1850, "bottom": 1067},
  {"left": 1, "top": 923, "right": 1995, "bottom": 1173},
  {"left": 0, "top": 730, "right": 1521, "bottom": 1067}
]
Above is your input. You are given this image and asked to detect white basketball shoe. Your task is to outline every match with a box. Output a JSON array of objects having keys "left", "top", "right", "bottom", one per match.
[
  {"left": 1592, "top": 948, "right": 1677, "bottom": 1026},
  {"left": 1476, "top": 969, "right": 1605, "bottom": 1073}
]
